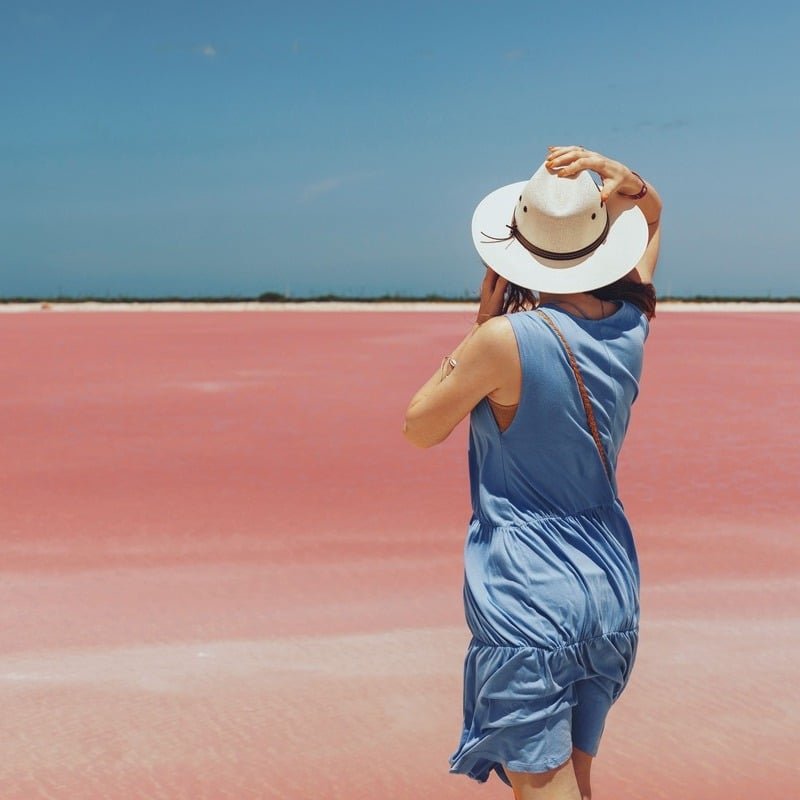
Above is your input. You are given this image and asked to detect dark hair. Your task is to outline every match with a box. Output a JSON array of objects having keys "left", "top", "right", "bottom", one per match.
[{"left": 502, "top": 277, "right": 657, "bottom": 320}]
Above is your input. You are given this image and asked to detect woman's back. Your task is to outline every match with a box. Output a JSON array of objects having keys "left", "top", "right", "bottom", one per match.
[{"left": 468, "top": 300, "right": 649, "bottom": 526}]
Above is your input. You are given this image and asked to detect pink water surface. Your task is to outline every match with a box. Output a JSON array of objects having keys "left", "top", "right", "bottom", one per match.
[{"left": 0, "top": 309, "right": 797, "bottom": 799}]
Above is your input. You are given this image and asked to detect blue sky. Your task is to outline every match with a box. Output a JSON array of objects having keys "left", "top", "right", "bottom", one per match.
[{"left": 2, "top": 0, "right": 799, "bottom": 298}]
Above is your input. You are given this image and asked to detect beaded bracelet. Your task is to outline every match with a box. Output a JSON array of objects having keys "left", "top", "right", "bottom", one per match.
[{"left": 618, "top": 171, "right": 648, "bottom": 200}]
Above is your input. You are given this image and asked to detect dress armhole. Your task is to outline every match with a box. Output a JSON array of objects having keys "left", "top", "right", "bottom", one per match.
[{"left": 486, "top": 396, "right": 518, "bottom": 432}]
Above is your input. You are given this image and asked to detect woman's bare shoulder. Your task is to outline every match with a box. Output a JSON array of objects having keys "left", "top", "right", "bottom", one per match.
[
  {"left": 474, "top": 314, "right": 517, "bottom": 346},
  {"left": 473, "top": 315, "right": 521, "bottom": 406}
]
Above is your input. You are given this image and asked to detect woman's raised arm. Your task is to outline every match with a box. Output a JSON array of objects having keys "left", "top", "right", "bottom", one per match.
[
  {"left": 403, "top": 268, "right": 517, "bottom": 448},
  {"left": 546, "top": 146, "right": 663, "bottom": 283}
]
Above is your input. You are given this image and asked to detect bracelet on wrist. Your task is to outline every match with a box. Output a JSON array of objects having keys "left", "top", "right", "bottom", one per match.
[{"left": 618, "top": 171, "right": 648, "bottom": 200}]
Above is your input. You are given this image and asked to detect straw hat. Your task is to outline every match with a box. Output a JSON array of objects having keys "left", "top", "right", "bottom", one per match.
[{"left": 472, "top": 161, "right": 648, "bottom": 293}]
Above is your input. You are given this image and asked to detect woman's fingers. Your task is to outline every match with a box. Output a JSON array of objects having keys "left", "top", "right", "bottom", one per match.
[
  {"left": 554, "top": 155, "right": 606, "bottom": 177},
  {"left": 480, "top": 267, "right": 500, "bottom": 298},
  {"left": 482, "top": 266, "right": 499, "bottom": 287},
  {"left": 546, "top": 151, "right": 578, "bottom": 166},
  {"left": 547, "top": 148, "right": 592, "bottom": 166},
  {"left": 545, "top": 146, "right": 627, "bottom": 201},
  {"left": 547, "top": 150, "right": 597, "bottom": 168},
  {"left": 477, "top": 268, "right": 508, "bottom": 322},
  {"left": 552, "top": 156, "right": 591, "bottom": 175},
  {"left": 547, "top": 145, "right": 587, "bottom": 158},
  {"left": 598, "top": 177, "right": 622, "bottom": 202}
]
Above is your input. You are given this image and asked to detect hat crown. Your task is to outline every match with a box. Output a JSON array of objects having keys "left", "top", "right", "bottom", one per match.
[{"left": 515, "top": 164, "right": 607, "bottom": 256}]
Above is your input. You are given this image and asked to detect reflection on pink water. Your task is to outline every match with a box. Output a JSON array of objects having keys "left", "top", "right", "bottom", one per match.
[{"left": 0, "top": 310, "right": 797, "bottom": 799}]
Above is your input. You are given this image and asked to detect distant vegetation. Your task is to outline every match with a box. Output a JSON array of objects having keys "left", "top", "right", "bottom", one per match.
[
  {"left": 0, "top": 292, "right": 475, "bottom": 303},
  {"left": 252, "top": 291, "right": 474, "bottom": 303},
  {"left": 1, "top": 292, "right": 798, "bottom": 304},
  {"left": 656, "top": 295, "right": 800, "bottom": 303}
]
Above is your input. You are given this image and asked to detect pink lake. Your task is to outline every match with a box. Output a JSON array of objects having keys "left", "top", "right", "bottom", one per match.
[{"left": 0, "top": 308, "right": 797, "bottom": 799}]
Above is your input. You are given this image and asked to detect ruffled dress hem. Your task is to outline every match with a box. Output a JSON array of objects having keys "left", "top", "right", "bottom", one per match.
[{"left": 449, "top": 628, "right": 638, "bottom": 785}]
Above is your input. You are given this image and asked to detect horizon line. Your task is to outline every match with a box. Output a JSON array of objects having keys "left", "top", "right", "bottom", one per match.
[{"left": 2, "top": 293, "right": 800, "bottom": 304}]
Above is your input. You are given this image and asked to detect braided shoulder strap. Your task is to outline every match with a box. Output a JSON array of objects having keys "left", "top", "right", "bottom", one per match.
[{"left": 534, "top": 309, "right": 612, "bottom": 481}]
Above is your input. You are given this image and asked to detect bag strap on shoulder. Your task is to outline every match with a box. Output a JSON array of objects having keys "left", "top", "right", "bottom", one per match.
[{"left": 534, "top": 309, "right": 612, "bottom": 481}]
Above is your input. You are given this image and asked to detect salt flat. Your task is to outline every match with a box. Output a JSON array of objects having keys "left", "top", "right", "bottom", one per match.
[{"left": 0, "top": 309, "right": 796, "bottom": 799}]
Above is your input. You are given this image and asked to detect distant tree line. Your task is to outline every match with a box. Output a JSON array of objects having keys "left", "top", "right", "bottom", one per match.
[{"left": 1, "top": 292, "right": 798, "bottom": 304}]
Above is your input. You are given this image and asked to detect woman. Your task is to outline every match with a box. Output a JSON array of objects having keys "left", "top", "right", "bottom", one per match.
[{"left": 404, "top": 145, "right": 663, "bottom": 800}]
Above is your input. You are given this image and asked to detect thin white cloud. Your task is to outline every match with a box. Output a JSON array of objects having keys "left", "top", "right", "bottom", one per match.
[
  {"left": 300, "top": 171, "right": 379, "bottom": 203},
  {"left": 504, "top": 48, "right": 526, "bottom": 61},
  {"left": 291, "top": 40, "right": 301, "bottom": 54},
  {"left": 195, "top": 44, "right": 217, "bottom": 58},
  {"left": 302, "top": 177, "right": 343, "bottom": 202}
]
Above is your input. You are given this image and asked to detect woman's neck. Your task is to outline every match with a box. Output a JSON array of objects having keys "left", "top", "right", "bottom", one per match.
[
  {"left": 539, "top": 292, "right": 611, "bottom": 320},
  {"left": 539, "top": 291, "right": 591, "bottom": 305}
]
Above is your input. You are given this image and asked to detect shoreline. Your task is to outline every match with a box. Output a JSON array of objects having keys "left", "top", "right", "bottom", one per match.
[{"left": 0, "top": 300, "right": 798, "bottom": 313}]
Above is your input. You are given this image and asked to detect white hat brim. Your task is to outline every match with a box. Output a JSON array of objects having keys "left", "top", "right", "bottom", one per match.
[{"left": 472, "top": 181, "right": 649, "bottom": 293}]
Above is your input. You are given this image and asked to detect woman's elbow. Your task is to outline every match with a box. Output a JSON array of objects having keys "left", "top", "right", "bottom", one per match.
[{"left": 402, "top": 412, "right": 444, "bottom": 449}]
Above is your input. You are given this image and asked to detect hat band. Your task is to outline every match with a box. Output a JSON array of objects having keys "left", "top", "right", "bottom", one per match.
[{"left": 482, "top": 211, "right": 610, "bottom": 262}]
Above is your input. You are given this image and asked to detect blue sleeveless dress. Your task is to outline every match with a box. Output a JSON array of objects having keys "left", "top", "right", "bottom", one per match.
[{"left": 449, "top": 301, "right": 649, "bottom": 785}]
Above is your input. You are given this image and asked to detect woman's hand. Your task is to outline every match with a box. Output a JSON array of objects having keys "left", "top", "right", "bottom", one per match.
[
  {"left": 545, "top": 145, "right": 642, "bottom": 204},
  {"left": 546, "top": 144, "right": 663, "bottom": 282},
  {"left": 476, "top": 266, "right": 508, "bottom": 324}
]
